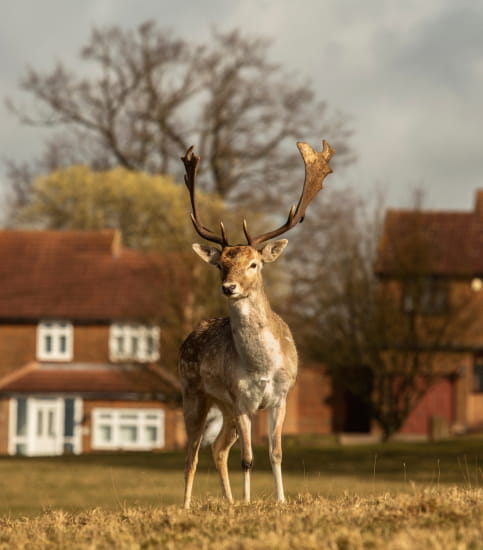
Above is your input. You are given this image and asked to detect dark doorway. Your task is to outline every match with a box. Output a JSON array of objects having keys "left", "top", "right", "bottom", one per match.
[
  {"left": 332, "top": 366, "right": 373, "bottom": 433},
  {"left": 343, "top": 388, "right": 371, "bottom": 432}
]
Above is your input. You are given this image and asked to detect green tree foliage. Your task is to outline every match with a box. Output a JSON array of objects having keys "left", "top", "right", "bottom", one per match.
[
  {"left": 14, "top": 164, "right": 230, "bottom": 371},
  {"left": 16, "top": 164, "right": 223, "bottom": 253}
]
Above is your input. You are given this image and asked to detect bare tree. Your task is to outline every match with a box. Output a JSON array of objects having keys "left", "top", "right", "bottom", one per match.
[
  {"left": 284, "top": 191, "right": 476, "bottom": 441},
  {"left": 5, "top": 22, "right": 353, "bottom": 214},
  {"left": 6, "top": 23, "right": 198, "bottom": 174}
]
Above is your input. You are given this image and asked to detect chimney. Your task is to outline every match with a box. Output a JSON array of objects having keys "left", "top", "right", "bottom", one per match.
[
  {"left": 475, "top": 189, "right": 483, "bottom": 219},
  {"left": 111, "top": 230, "right": 122, "bottom": 258}
]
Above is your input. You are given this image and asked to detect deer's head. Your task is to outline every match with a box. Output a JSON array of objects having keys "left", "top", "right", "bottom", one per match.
[
  {"left": 181, "top": 141, "right": 335, "bottom": 300},
  {"left": 192, "top": 241, "right": 287, "bottom": 299}
]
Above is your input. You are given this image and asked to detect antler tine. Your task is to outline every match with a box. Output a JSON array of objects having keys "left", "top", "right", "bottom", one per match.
[
  {"left": 245, "top": 140, "right": 335, "bottom": 248},
  {"left": 181, "top": 146, "right": 229, "bottom": 247},
  {"left": 220, "top": 221, "right": 228, "bottom": 245},
  {"left": 242, "top": 219, "right": 254, "bottom": 247}
]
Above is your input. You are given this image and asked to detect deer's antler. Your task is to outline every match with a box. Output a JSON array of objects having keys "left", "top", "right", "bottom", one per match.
[
  {"left": 181, "top": 146, "right": 230, "bottom": 247},
  {"left": 243, "top": 140, "right": 335, "bottom": 247},
  {"left": 182, "top": 141, "right": 334, "bottom": 249}
]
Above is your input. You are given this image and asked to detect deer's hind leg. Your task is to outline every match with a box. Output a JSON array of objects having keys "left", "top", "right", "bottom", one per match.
[
  {"left": 211, "top": 416, "right": 238, "bottom": 503},
  {"left": 182, "top": 391, "right": 210, "bottom": 509}
]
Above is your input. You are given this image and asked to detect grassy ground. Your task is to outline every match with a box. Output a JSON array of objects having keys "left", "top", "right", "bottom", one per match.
[
  {"left": 0, "top": 437, "right": 481, "bottom": 548},
  {"left": 0, "top": 490, "right": 481, "bottom": 550}
]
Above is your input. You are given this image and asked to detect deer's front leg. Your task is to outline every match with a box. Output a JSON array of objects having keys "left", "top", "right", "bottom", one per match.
[
  {"left": 235, "top": 414, "right": 253, "bottom": 503},
  {"left": 212, "top": 417, "right": 238, "bottom": 503},
  {"left": 268, "top": 400, "right": 287, "bottom": 502}
]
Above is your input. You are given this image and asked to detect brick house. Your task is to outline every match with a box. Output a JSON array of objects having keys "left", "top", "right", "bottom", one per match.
[
  {"left": 0, "top": 230, "right": 186, "bottom": 456},
  {"left": 374, "top": 190, "right": 483, "bottom": 436},
  {"left": 7, "top": 210, "right": 477, "bottom": 452}
]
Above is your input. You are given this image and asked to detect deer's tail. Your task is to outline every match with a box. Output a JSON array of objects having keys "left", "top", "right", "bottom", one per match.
[{"left": 201, "top": 406, "right": 223, "bottom": 446}]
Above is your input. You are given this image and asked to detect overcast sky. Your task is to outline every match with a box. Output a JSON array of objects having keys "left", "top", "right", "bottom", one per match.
[{"left": 2, "top": 0, "right": 483, "bottom": 216}]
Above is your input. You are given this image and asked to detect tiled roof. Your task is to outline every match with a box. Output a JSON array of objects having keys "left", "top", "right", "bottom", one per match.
[
  {"left": 0, "top": 362, "right": 179, "bottom": 398},
  {"left": 0, "top": 230, "right": 187, "bottom": 320},
  {"left": 376, "top": 190, "right": 483, "bottom": 276}
]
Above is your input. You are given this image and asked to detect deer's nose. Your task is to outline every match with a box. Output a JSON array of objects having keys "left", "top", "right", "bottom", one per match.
[{"left": 222, "top": 283, "right": 238, "bottom": 296}]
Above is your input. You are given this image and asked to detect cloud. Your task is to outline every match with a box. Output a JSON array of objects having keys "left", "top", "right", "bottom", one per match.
[
  {"left": 229, "top": 0, "right": 483, "bottom": 209},
  {"left": 1, "top": 0, "right": 482, "bottom": 212}
]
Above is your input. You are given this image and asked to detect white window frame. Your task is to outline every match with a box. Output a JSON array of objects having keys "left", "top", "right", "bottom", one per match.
[
  {"left": 37, "top": 321, "right": 73, "bottom": 361},
  {"left": 91, "top": 408, "right": 165, "bottom": 450},
  {"left": 109, "top": 323, "right": 160, "bottom": 362}
]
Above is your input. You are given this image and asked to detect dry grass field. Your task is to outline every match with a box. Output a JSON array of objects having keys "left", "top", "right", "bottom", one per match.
[
  {"left": 0, "top": 437, "right": 482, "bottom": 549},
  {"left": 0, "top": 490, "right": 481, "bottom": 550}
]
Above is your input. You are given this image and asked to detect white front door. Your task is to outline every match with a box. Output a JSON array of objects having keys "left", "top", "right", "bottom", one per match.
[
  {"left": 9, "top": 396, "right": 83, "bottom": 456},
  {"left": 30, "top": 399, "right": 63, "bottom": 455}
]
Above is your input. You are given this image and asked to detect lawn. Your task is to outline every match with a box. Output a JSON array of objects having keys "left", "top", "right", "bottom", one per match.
[
  {"left": 0, "top": 437, "right": 481, "bottom": 549},
  {"left": 0, "top": 436, "right": 481, "bottom": 516}
]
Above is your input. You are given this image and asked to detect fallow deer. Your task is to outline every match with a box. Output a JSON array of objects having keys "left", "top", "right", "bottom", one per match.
[{"left": 179, "top": 140, "right": 335, "bottom": 509}]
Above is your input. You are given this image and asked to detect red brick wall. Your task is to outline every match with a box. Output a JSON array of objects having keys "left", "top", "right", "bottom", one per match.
[
  {"left": 0, "top": 323, "right": 111, "bottom": 375},
  {"left": 400, "top": 378, "right": 454, "bottom": 435},
  {"left": 297, "top": 366, "right": 333, "bottom": 435},
  {"left": 81, "top": 399, "right": 185, "bottom": 452},
  {"left": 0, "top": 325, "right": 36, "bottom": 377},
  {"left": 0, "top": 399, "right": 9, "bottom": 454},
  {"left": 74, "top": 325, "right": 110, "bottom": 363}
]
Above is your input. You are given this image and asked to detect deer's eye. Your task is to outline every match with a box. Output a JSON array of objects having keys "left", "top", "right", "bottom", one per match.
[{"left": 249, "top": 262, "right": 257, "bottom": 269}]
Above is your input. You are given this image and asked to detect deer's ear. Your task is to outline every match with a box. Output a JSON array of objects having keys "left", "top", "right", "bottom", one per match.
[
  {"left": 192, "top": 243, "right": 221, "bottom": 265},
  {"left": 260, "top": 239, "right": 288, "bottom": 263}
]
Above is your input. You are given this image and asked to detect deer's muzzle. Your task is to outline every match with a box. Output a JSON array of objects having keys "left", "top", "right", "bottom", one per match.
[{"left": 222, "top": 283, "right": 238, "bottom": 296}]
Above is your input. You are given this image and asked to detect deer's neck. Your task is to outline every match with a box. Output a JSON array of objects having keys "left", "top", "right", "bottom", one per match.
[
  {"left": 229, "top": 286, "right": 272, "bottom": 327},
  {"left": 228, "top": 288, "right": 281, "bottom": 373}
]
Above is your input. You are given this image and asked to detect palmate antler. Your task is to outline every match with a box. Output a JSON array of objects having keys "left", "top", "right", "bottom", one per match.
[
  {"left": 181, "top": 140, "right": 335, "bottom": 248},
  {"left": 244, "top": 140, "right": 335, "bottom": 247}
]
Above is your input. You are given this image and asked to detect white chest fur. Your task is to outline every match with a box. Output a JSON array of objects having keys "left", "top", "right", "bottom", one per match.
[
  {"left": 230, "top": 303, "right": 283, "bottom": 373},
  {"left": 229, "top": 300, "right": 289, "bottom": 412}
]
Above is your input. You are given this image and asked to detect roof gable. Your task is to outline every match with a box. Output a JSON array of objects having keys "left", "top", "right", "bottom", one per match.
[
  {"left": 0, "top": 230, "right": 187, "bottom": 320},
  {"left": 0, "top": 362, "right": 179, "bottom": 397},
  {"left": 376, "top": 190, "right": 483, "bottom": 277}
]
